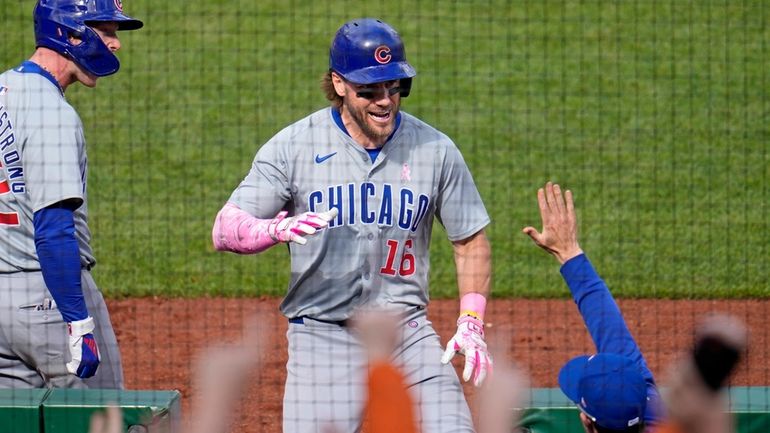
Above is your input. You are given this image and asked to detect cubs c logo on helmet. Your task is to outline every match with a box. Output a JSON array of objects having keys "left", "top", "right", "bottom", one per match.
[
  {"left": 374, "top": 45, "right": 392, "bottom": 64},
  {"left": 114, "top": 0, "right": 123, "bottom": 12}
]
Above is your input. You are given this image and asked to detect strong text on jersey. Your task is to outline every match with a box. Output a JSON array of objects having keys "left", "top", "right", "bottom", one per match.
[{"left": 0, "top": 106, "right": 24, "bottom": 195}]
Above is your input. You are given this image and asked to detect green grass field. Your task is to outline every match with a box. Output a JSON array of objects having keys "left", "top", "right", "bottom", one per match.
[{"left": 1, "top": 1, "right": 767, "bottom": 298}]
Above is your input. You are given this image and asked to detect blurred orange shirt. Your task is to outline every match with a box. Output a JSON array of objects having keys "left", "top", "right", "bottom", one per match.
[
  {"left": 653, "top": 423, "right": 685, "bottom": 433},
  {"left": 361, "top": 361, "right": 419, "bottom": 433}
]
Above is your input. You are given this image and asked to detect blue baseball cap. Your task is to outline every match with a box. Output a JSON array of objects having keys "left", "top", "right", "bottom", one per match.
[{"left": 558, "top": 354, "right": 647, "bottom": 431}]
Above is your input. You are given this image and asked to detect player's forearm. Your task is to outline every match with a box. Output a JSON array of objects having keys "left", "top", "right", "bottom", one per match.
[
  {"left": 212, "top": 203, "right": 280, "bottom": 254},
  {"left": 33, "top": 205, "right": 88, "bottom": 322},
  {"left": 561, "top": 254, "right": 657, "bottom": 381},
  {"left": 453, "top": 230, "right": 491, "bottom": 308}
]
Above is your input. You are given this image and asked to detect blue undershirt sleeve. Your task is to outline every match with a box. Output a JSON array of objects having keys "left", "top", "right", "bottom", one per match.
[
  {"left": 33, "top": 202, "right": 88, "bottom": 323},
  {"left": 560, "top": 253, "right": 662, "bottom": 425}
]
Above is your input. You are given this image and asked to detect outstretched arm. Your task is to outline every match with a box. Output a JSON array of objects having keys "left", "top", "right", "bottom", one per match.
[
  {"left": 523, "top": 182, "right": 661, "bottom": 425},
  {"left": 212, "top": 203, "right": 337, "bottom": 254},
  {"left": 522, "top": 183, "right": 648, "bottom": 363}
]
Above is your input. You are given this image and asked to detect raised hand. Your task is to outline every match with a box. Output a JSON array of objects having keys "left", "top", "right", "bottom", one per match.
[{"left": 522, "top": 182, "right": 583, "bottom": 264}]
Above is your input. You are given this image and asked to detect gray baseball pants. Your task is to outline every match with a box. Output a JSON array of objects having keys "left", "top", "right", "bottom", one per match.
[
  {"left": 0, "top": 269, "right": 123, "bottom": 389},
  {"left": 283, "top": 307, "right": 474, "bottom": 433}
]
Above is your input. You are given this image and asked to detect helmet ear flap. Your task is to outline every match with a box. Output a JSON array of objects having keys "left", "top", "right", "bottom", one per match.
[{"left": 68, "top": 26, "right": 120, "bottom": 76}]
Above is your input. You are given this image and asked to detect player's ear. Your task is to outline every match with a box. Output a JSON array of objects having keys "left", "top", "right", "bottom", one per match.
[{"left": 330, "top": 72, "right": 346, "bottom": 98}]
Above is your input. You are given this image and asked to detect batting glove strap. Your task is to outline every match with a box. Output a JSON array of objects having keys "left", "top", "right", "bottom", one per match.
[
  {"left": 441, "top": 316, "right": 493, "bottom": 387},
  {"left": 459, "top": 310, "right": 482, "bottom": 322},
  {"left": 68, "top": 316, "right": 95, "bottom": 337},
  {"left": 455, "top": 314, "right": 486, "bottom": 340},
  {"left": 66, "top": 317, "right": 100, "bottom": 378}
]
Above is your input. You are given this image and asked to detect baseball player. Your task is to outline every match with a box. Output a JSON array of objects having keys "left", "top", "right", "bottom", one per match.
[
  {"left": 522, "top": 182, "right": 662, "bottom": 433},
  {"left": 0, "top": 0, "right": 142, "bottom": 388},
  {"left": 213, "top": 18, "right": 493, "bottom": 433}
]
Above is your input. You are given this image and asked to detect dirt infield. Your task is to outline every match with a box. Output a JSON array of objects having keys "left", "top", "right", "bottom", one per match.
[{"left": 109, "top": 297, "right": 770, "bottom": 433}]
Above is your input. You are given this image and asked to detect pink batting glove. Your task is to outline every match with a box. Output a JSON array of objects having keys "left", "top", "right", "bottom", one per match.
[
  {"left": 268, "top": 208, "right": 338, "bottom": 245},
  {"left": 441, "top": 315, "right": 493, "bottom": 387}
]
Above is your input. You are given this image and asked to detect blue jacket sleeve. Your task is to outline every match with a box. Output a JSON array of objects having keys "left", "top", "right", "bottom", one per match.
[
  {"left": 560, "top": 253, "right": 662, "bottom": 425},
  {"left": 33, "top": 203, "right": 88, "bottom": 323}
]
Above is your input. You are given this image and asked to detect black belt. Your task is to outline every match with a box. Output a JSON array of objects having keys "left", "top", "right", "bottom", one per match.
[
  {"left": 289, "top": 317, "right": 348, "bottom": 327},
  {"left": 288, "top": 306, "right": 424, "bottom": 327}
]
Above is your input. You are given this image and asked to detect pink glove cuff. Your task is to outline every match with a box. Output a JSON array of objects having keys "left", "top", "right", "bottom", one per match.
[
  {"left": 212, "top": 203, "right": 278, "bottom": 254},
  {"left": 459, "top": 292, "right": 487, "bottom": 321}
]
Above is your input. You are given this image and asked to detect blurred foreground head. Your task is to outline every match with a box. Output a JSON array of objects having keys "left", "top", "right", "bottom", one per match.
[
  {"left": 660, "top": 314, "right": 747, "bottom": 433},
  {"left": 691, "top": 314, "right": 747, "bottom": 391}
]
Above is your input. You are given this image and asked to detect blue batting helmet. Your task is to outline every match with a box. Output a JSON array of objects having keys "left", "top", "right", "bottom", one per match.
[
  {"left": 330, "top": 18, "right": 416, "bottom": 97},
  {"left": 34, "top": 0, "right": 143, "bottom": 77}
]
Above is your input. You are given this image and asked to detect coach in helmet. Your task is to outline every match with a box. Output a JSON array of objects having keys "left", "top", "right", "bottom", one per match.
[
  {"left": 213, "top": 18, "right": 492, "bottom": 433},
  {"left": 0, "top": 0, "right": 141, "bottom": 389}
]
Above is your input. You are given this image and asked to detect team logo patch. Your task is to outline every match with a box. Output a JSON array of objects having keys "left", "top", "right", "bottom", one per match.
[
  {"left": 408, "top": 320, "right": 418, "bottom": 328},
  {"left": 374, "top": 45, "right": 392, "bottom": 64},
  {"left": 114, "top": 0, "right": 123, "bottom": 12}
]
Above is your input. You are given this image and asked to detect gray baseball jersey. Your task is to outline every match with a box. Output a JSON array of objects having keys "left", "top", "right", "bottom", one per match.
[
  {"left": 0, "top": 65, "right": 95, "bottom": 273},
  {"left": 229, "top": 107, "right": 490, "bottom": 320},
  {"left": 0, "top": 64, "right": 121, "bottom": 389}
]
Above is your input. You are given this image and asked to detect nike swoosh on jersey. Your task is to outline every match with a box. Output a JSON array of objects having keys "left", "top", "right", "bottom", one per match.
[{"left": 315, "top": 152, "right": 337, "bottom": 164}]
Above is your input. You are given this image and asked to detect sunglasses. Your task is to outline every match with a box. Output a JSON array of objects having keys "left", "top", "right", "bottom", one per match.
[{"left": 355, "top": 85, "right": 402, "bottom": 100}]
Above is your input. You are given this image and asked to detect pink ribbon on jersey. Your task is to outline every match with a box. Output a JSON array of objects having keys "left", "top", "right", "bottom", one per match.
[{"left": 401, "top": 163, "right": 411, "bottom": 182}]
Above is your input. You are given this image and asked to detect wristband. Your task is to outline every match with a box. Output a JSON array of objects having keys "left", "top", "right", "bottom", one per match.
[
  {"left": 459, "top": 292, "right": 487, "bottom": 321},
  {"left": 68, "top": 316, "right": 95, "bottom": 336}
]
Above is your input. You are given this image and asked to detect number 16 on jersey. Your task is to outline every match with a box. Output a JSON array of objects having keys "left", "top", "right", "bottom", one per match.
[{"left": 380, "top": 239, "right": 415, "bottom": 277}]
